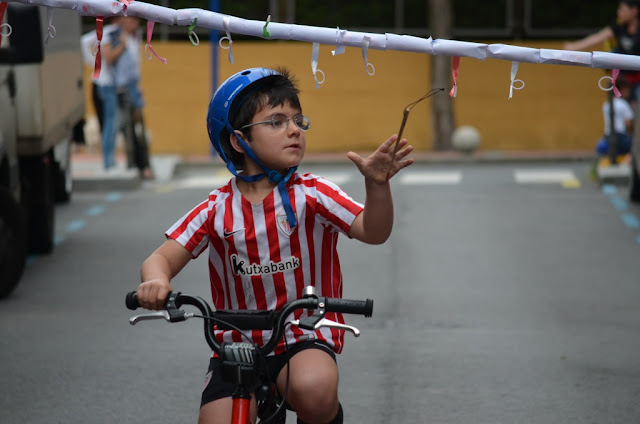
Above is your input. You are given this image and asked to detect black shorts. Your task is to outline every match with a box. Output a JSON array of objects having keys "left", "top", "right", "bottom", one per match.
[{"left": 201, "top": 340, "right": 336, "bottom": 407}]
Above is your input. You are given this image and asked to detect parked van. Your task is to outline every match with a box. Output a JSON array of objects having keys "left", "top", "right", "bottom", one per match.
[{"left": 0, "top": 4, "right": 85, "bottom": 297}]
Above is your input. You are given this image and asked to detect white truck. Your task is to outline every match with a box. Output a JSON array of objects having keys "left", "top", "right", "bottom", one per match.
[{"left": 0, "top": 4, "right": 85, "bottom": 297}]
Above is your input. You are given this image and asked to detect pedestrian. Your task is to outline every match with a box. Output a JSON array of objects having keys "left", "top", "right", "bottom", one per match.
[
  {"left": 596, "top": 76, "right": 634, "bottom": 157},
  {"left": 133, "top": 67, "right": 414, "bottom": 424},
  {"left": 110, "top": 16, "right": 154, "bottom": 180},
  {"left": 564, "top": 0, "right": 640, "bottom": 102},
  {"left": 81, "top": 22, "right": 120, "bottom": 171}
]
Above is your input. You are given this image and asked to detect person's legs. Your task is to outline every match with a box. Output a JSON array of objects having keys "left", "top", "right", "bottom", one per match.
[
  {"left": 96, "top": 84, "right": 118, "bottom": 169},
  {"left": 277, "top": 347, "right": 340, "bottom": 424}
]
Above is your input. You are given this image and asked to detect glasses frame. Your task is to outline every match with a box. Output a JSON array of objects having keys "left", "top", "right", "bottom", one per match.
[
  {"left": 239, "top": 113, "right": 311, "bottom": 132},
  {"left": 386, "top": 88, "right": 445, "bottom": 180}
]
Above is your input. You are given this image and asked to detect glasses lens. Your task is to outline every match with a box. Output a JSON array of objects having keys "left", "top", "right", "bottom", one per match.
[
  {"left": 294, "top": 114, "right": 311, "bottom": 131},
  {"left": 271, "top": 114, "right": 289, "bottom": 129}
]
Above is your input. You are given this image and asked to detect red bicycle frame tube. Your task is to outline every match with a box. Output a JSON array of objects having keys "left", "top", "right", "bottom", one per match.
[{"left": 232, "top": 397, "right": 252, "bottom": 424}]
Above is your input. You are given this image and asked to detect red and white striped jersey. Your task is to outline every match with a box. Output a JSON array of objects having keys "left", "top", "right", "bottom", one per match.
[{"left": 166, "top": 172, "right": 364, "bottom": 355}]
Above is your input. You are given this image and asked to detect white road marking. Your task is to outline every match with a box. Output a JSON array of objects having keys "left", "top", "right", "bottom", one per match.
[
  {"left": 514, "top": 169, "right": 577, "bottom": 184},
  {"left": 399, "top": 171, "right": 462, "bottom": 185}
]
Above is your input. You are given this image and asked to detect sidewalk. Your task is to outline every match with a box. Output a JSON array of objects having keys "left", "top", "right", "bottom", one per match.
[{"left": 71, "top": 148, "right": 597, "bottom": 192}]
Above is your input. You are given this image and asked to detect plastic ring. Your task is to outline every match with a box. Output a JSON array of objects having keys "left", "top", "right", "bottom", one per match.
[
  {"left": 219, "top": 36, "right": 231, "bottom": 49},
  {"left": 0, "top": 23, "right": 12, "bottom": 37},
  {"left": 48, "top": 25, "right": 56, "bottom": 39},
  {"left": 314, "top": 69, "right": 325, "bottom": 85},
  {"left": 189, "top": 31, "right": 200, "bottom": 46},
  {"left": 91, "top": 39, "right": 100, "bottom": 56},
  {"left": 598, "top": 75, "right": 615, "bottom": 91},
  {"left": 511, "top": 79, "right": 525, "bottom": 90},
  {"left": 144, "top": 44, "right": 153, "bottom": 60},
  {"left": 365, "top": 62, "right": 375, "bottom": 76}
]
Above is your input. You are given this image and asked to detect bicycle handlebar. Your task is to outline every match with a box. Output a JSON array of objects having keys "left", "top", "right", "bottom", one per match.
[{"left": 126, "top": 290, "right": 373, "bottom": 356}]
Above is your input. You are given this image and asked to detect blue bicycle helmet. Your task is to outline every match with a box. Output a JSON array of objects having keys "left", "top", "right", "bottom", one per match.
[{"left": 206, "top": 67, "right": 299, "bottom": 228}]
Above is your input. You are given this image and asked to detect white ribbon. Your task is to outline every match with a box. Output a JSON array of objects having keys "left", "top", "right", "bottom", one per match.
[
  {"left": 219, "top": 16, "right": 234, "bottom": 64},
  {"left": 331, "top": 26, "right": 346, "bottom": 56},
  {"left": 361, "top": 36, "right": 375, "bottom": 76},
  {"left": 311, "top": 42, "right": 325, "bottom": 89},
  {"left": 509, "top": 61, "right": 525, "bottom": 99},
  {"left": 44, "top": 7, "right": 56, "bottom": 45}
]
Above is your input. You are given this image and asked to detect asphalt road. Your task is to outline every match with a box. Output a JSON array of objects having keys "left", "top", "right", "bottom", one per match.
[{"left": 2, "top": 161, "right": 639, "bottom": 424}]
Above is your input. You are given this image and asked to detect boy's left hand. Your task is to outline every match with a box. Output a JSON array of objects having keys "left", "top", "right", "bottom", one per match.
[{"left": 347, "top": 134, "right": 414, "bottom": 184}]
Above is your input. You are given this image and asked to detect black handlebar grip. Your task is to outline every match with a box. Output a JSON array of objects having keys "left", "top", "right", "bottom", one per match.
[
  {"left": 126, "top": 291, "right": 140, "bottom": 310},
  {"left": 324, "top": 298, "right": 373, "bottom": 317}
]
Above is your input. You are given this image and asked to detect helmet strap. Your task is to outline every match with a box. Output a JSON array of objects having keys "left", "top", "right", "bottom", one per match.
[{"left": 227, "top": 124, "right": 298, "bottom": 229}]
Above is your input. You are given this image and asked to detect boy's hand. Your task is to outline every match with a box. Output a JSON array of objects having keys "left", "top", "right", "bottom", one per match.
[
  {"left": 347, "top": 134, "right": 414, "bottom": 184},
  {"left": 136, "top": 279, "right": 173, "bottom": 310}
]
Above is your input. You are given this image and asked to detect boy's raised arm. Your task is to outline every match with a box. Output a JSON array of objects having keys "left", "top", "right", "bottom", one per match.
[{"left": 347, "top": 134, "right": 414, "bottom": 244}]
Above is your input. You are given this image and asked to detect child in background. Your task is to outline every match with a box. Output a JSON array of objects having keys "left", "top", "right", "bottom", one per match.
[{"left": 596, "top": 76, "right": 634, "bottom": 157}]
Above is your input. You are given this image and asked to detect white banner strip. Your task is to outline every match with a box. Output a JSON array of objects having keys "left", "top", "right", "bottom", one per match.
[{"left": 5, "top": 0, "right": 640, "bottom": 70}]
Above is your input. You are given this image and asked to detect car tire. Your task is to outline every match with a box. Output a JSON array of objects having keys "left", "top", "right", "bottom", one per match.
[
  {"left": 20, "top": 153, "right": 55, "bottom": 254},
  {"left": 0, "top": 186, "right": 28, "bottom": 298}
]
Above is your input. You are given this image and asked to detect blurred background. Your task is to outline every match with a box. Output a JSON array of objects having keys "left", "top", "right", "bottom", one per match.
[{"left": 80, "top": 0, "right": 619, "bottom": 156}]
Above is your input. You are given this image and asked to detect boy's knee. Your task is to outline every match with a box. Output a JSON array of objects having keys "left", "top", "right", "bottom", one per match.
[{"left": 297, "top": 402, "right": 343, "bottom": 424}]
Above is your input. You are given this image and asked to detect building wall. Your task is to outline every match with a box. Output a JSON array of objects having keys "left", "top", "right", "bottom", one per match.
[{"left": 84, "top": 40, "right": 607, "bottom": 155}]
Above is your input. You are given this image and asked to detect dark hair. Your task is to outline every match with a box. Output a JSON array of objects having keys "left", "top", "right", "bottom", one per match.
[
  {"left": 620, "top": 0, "right": 640, "bottom": 8},
  {"left": 220, "top": 67, "right": 301, "bottom": 168}
]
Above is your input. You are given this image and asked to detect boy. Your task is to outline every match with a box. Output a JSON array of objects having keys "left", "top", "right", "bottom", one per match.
[
  {"left": 135, "top": 67, "right": 414, "bottom": 424},
  {"left": 596, "top": 76, "right": 634, "bottom": 157}
]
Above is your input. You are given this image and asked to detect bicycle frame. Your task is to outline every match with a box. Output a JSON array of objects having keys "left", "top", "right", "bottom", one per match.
[{"left": 126, "top": 288, "right": 373, "bottom": 424}]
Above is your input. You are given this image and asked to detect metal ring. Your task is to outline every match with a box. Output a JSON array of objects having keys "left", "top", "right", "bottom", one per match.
[
  {"left": 219, "top": 36, "right": 231, "bottom": 49},
  {"left": 511, "top": 79, "right": 525, "bottom": 90},
  {"left": 47, "top": 25, "right": 56, "bottom": 39},
  {"left": 365, "top": 62, "right": 375, "bottom": 76},
  {"left": 598, "top": 75, "right": 615, "bottom": 91},
  {"left": 189, "top": 30, "right": 200, "bottom": 46},
  {"left": 0, "top": 23, "right": 12, "bottom": 37},
  {"left": 144, "top": 44, "right": 153, "bottom": 60},
  {"left": 314, "top": 69, "right": 325, "bottom": 85}
]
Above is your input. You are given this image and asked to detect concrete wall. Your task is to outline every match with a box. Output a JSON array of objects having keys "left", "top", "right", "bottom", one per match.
[{"left": 84, "top": 40, "right": 607, "bottom": 156}]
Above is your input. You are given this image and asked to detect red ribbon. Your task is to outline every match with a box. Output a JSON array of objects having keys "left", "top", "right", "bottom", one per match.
[
  {"left": 611, "top": 69, "right": 622, "bottom": 98},
  {"left": 146, "top": 21, "right": 167, "bottom": 64},
  {"left": 0, "top": 2, "right": 8, "bottom": 47},
  {"left": 92, "top": 16, "right": 104, "bottom": 80},
  {"left": 449, "top": 56, "right": 460, "bottom": 98}
]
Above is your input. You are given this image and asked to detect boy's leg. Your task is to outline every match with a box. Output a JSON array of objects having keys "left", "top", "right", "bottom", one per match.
[{"left": 276, "top": 345, "right": 341, "bottom": 424}]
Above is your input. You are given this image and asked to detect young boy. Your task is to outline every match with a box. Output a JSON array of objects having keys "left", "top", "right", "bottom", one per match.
[{"left": 135, "top": 67, "right": 414, "bottom": 424}]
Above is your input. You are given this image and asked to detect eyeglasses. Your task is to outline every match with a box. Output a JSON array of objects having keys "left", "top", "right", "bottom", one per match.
[{"left": 240, "top": 113, "right": 311, "bottom": 132}]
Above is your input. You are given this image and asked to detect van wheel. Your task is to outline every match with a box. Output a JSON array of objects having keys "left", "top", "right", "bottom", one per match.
[
  {"left": 0, "top": 186, "right": 27, "bottom": 298},
  {"left": 630, "top": 155, "right": 640, "bottom": 203},
  {"left": 20, "top": 153, "right": 55, "bottom": 254}
]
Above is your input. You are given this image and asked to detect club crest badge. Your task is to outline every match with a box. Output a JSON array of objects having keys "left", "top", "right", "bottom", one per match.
[{"left": 277, "top": 214, "right": 294, "bottom": 236}]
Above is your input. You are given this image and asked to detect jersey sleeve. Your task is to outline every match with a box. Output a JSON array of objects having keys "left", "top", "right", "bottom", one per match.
[
  {"left": 165, "top": 199, "right": 212, "bottom": 258},
  {"left": 312, "top": 175, "right": 364, "bottom": 235}
]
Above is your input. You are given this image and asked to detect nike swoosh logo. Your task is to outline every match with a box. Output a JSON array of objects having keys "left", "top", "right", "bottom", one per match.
[{"left": 223, "top": 228, "right": 245, "bottom": 238}]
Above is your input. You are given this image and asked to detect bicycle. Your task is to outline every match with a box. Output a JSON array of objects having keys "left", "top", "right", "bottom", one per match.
[{"left": 125, "top": 286, "right": 373, "bottom": 424}]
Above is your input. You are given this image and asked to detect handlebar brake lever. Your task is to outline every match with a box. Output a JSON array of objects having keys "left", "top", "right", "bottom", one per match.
[
  {"left": 291, "top": 317, "right": 361, "bottom": 337},
  {"left": 129, "top": 310, "right": 194, "bottom": 325}
]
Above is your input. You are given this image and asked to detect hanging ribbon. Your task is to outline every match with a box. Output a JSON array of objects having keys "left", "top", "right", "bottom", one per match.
[
  {"left": 219, "top": 16, "right": 234, "bottom": 64},
  {"left": 449, "top": 56, "right": 460, "bottom": 98},
  {"left": 92, "top": 16, "right": 104, "bottom": 79},
  {"left": 144, "top": 21, "right": 168, "bottom": 64},
  {"left": 361, "top": 36, "right": 375, "bottom": 76},
  {"left": 43, "top": 7, "right": 56, "bottom": 45},
  {"left": 598, "top": 69, "right": 622, "bottom": 98},
  {"left": 188, "top": 18, "right": 199, "bottom": 46},
  {"left": 262, "top": 14, "right": 271, "bottom": 38},
  {"left": 331, "top": 26, "right": 346, "bottom": 56},
  {"left": 508, "top": 61, "right": 525, "bottom": 99},
  {"left": 0, "top": 2, "right": 10, "bottom": 47},
  {"left": 311, "top": 42, "right": 325, "bottom": 89}
]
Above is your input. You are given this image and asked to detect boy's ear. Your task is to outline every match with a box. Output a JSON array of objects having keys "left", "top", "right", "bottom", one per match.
[{"left": 229, "top": 130, "right": 247, "bottom": 154}]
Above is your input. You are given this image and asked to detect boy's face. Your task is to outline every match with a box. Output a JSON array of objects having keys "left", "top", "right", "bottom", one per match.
[
  {"left": 237, "top": 100, "right": 307, "bottom": 175},
  {"left": 618, "top": 3, "right": 638, "bottom": 23}
]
